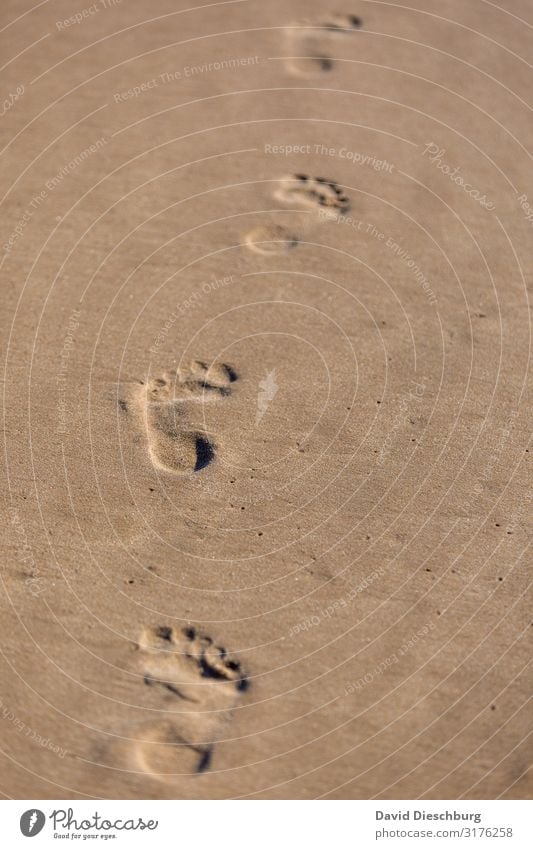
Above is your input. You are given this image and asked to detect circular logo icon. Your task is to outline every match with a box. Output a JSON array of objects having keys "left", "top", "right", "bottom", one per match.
[{"left": 20, "top": 810, "right": 46, "bottom": 837}]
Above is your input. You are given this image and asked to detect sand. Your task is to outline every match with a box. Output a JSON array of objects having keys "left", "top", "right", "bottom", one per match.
[{"left": 0, "top": 0, "right": 531, "bottom": 800}]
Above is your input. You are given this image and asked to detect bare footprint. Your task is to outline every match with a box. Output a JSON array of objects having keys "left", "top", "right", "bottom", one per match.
[
  {"left": 245, "top": 224, "right": 298, "bottom": 255},
  {"left": 139, "top": 624, "right": 248, "bottom": 699},
  {"left": 285, "top": 13, "right": 362, "bottom": 76},
  {"left": 131, "top": 625, "right": 248, "bottom": 777},
  {"left": 501, "top": 765, "right": 533, "bottom": 800},
  {"left": 142, "top": 361, "right": 236, "bottom": 474},
  {"left": 132, "top": 721, "right": 213, "bottom": 778},
  {"left": 275, "top": 173, "right": 349, "bottom": 217}
]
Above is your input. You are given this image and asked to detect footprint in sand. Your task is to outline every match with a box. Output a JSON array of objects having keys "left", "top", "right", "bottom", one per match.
[
  {"left": 244, "top": 223, "right": 298, "bottom": 255},
  {"left": 131, "top": 625, "right": 248, "bottom": 777},
  {"left": 142, "top": 360, "right": 236, "bottom": 474},
  {"left": 275, "top": 173, "right": 349, "bottom": 217},
  {"left": 285, "top": 13, "right": 363, "bottom": 76}
]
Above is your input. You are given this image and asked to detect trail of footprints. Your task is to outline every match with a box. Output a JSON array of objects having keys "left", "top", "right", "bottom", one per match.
[
  {"left": 140, "top": 360, "right": 236, "bottom": 474},
  {"left": 130, "top": 626, "right": 248, "bottom": 778}
]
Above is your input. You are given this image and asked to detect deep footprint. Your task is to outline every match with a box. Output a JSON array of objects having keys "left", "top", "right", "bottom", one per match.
[
  {"left": 132, "top": 721, "right": 213, "bottom": 778},
  {"left": 285, "top": 13, "right": 363, "bottom": 76},
  {"left": 131, "top": 625, "right": 248, "bottom": 777},
  {"left": 275, "top": 173, "right": 349, "bottom": 216},
  {"left": 143, "top": 360, "right": 235, "bottom": 474}
]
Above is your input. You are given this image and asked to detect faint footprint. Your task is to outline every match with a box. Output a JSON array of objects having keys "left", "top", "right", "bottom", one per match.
[
  {"left": 275, "top": 173, "right": 349, "bottom": 217},
  {"left": 132, "top": 625, "right": 248, "bottom": 777},
  {"left": 285, "top": 13, "right": 362, "bottom": 76},
  {"left": 142, "top": 361, "right": 236, "bottom": 474},
  {"left": 245, "top": 223, "right": 298, "bottom": 255}
]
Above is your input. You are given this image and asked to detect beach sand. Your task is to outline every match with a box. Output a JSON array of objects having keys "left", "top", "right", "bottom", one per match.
[{"left": 1, "top": 0, "right": 531, "bottom": 799}]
